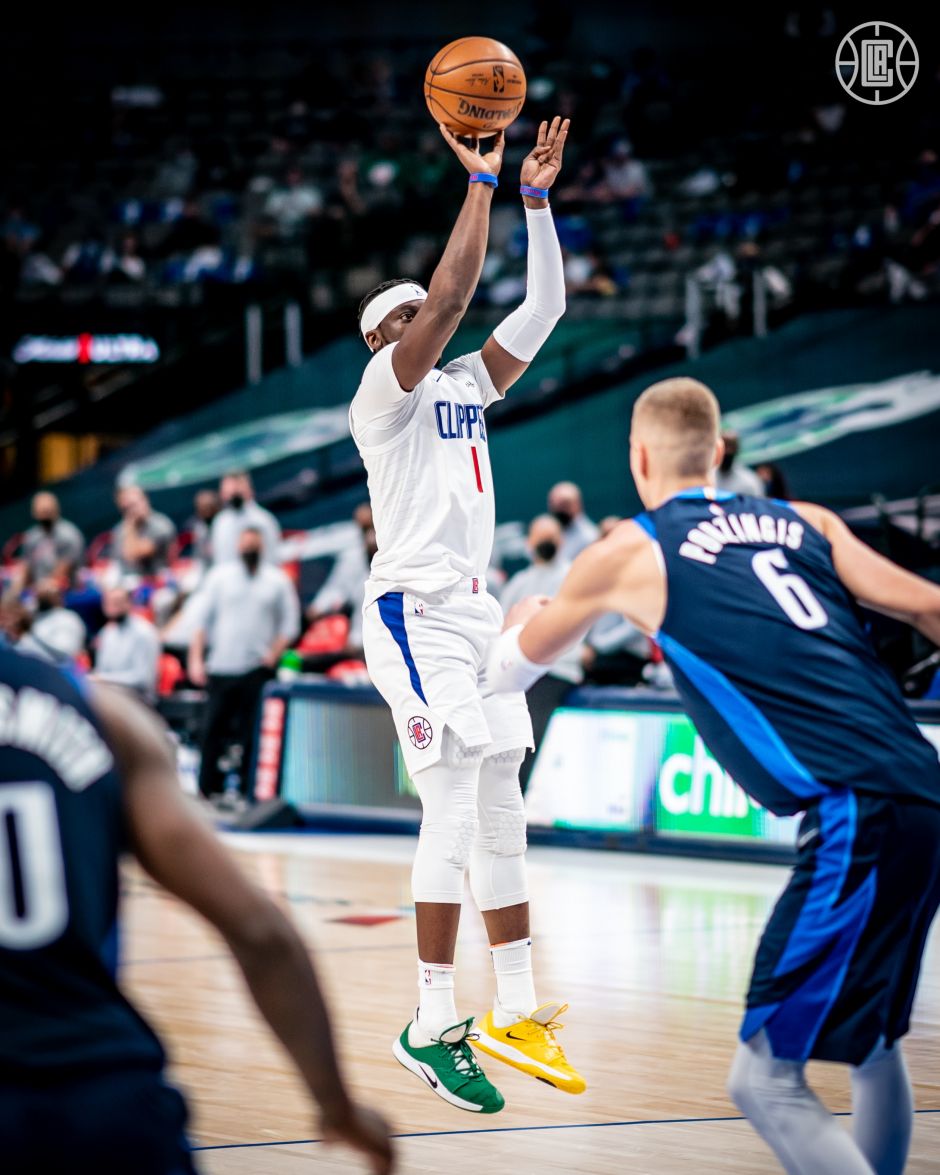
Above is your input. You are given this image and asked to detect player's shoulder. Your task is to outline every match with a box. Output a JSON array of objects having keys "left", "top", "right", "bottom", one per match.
[
  {"left": 564, "top": 520, "right": 650, "bottom": 589},
  {"left": 440, "top": 350, "right": 485, "bottom": 385},
  {"left": 787, "top": 500, "right": 839, "bottom": 543}
]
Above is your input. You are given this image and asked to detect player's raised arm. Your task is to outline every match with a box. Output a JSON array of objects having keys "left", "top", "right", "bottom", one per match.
[
  {"left": 794, "top": 502, "right": 940, "bottom": 644},
  {"left": 486, "top": 520, "right": 663, "bottom": 691},
  {"left": 481, "top": 116, "right": 569, "bottom": 395},
  {"left": 372, "top": 129, "right": 505, "bottom": 392},
  {"left": 91, "top": 685, "right": 394, "bottom": 1175}
]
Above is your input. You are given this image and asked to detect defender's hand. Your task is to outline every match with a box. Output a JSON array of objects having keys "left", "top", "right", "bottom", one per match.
[
  {"left": 439, "top": 126, "right": 506, "bottom": 177},
  {"left": 321, "top": 1102, "right": 395, "bottom": 1174},
  {"left": 503, "top": 595, "right": 551, "bottom": 631},
  {"left": 520, "top": 116, "right": 570, "bottom": 191}
]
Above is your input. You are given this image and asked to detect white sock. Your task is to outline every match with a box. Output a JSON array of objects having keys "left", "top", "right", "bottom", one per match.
[
  {"left": 490, "top": 937, "right": 537, "bottom": 1026},
  {"left": 411, "top": 960, "right": 458, "bottom": 1044}
]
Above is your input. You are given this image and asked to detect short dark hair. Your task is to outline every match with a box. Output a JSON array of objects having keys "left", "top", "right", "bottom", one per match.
[{"left": 357, "top": 278, "right": 419, "bottom": 332}]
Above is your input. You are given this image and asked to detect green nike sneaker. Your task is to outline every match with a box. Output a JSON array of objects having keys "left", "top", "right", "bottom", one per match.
[{"left": 392, "top": 1016, "right": 505, "bottom": 1113}]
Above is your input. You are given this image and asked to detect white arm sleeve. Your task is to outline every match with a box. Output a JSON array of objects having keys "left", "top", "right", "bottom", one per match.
[
  {"left": 491, "top": 206, "right": 566, "bottom": 364},
  {"left": 486, "top": 625, "right": 549, "bottom": 693}
]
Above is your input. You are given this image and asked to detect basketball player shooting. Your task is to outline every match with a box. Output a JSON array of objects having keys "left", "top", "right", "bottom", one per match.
[
  {"left": 0, "top": 647, "right": 393, "bottom": 1174},
  {"left": 350, "top": 115, "right": 585, "bottom": 1113},
  {"left": 487, "top": 377, "right": 940, "bottom": 1173}
]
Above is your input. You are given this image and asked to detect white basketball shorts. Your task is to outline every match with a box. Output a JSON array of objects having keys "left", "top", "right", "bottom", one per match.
[{"left": 362, "top": 578, "right": 533, "bottom": 776}]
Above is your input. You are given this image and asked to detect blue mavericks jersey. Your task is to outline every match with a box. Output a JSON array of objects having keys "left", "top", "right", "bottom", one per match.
[
  {"left": 638, "top": 490, "right": 940, "bottom": 816},
  {"left": 0, "top": 647, "right": 164, "bottom": 1079}
]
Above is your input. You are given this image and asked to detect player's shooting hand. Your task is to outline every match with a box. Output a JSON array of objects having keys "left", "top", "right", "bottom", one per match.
[
  {"left": 520, "top": 116, "right": 570, "bottom": 191},
  {"left": 321, "top": 1101, "right": 395, "bottom": 1174},
  {"left": 439, "top": 125, "right": 506, "bottom": 177},
  {"left": 503, "top": 594, "right": 551, "bottom": 631}
]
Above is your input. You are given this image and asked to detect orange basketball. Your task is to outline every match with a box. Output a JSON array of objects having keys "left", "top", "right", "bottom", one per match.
[{"left": 425, "top": 37, "right": 526, "bottom": 137}]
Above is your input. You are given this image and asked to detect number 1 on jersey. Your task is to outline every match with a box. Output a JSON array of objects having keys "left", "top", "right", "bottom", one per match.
[{"left": 471, "top": 446, "right": 484, "bottom": 493}]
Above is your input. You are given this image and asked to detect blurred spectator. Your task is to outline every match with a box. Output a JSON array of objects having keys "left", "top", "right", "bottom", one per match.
[
  {"left": 17, "top": 580, "right": 86, "bottom": 666},
  {"left": 1, "top": 207, "right": 40, "bottom": 252},
  {"left": 595, "top": 139, "right": 653, "bottom": 215},
  {"left": 101, "top": 233, "right": 147, "bottom": 283},
  {"left": 190, "top": 489, "right": 221, "bottom": 565},
  {"left": 306, "top": 503, "right": 373, "bottom": 651},
  {"left": 210, "top": 471, "right": 281, "bottom": 565},
  {"left": 598, "top": 515, "right": 623, "bottom": 539},
  {"left": 19, "top": 239, "right": 63, "bottom": 287},
  {"left": 17, "top": 492, "right": 85, "bottom": 588},
  {"left": 564, "top": 248, "right": 619, "bottom": 297},
  {"left": 500, "top": 515, "right": 584, "bottom": 791},
  {"left": 91, "top": 585, "right": 160, "bottom": 701},
  {"left": 548, "top": 481, "right": 600, "bottom": 560},
  {"left": 112, "top": 485, "right": 177, "bottom": 576},
  {"left": 61, "top": 231, "right": 109, "bottom": 284},
  {"left": 264, "top": 166, "right": 324, "bottom": 238},
  {"left": 162, "top": 202, "right": 222, "bottom": 282},
  {"left": 755, "top": 462, "right": 790, "bottom": 499},
  {"left": 188, "top": 527, "right": 300, "bottom": 801},
  {"left": 715, "top": 431, "right": 766, "bottom": 496}
]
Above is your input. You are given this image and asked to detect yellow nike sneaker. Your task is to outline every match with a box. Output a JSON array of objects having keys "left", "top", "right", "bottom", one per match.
[{"left": 472, "top": 1002, "right": 586, "bottom": 1094}]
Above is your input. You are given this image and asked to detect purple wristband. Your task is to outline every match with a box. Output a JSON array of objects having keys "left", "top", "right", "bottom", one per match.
[
  {"left": 469, "top": 172, "right": 499, "bottom": 187},
  {"left": 520, "top": 185, "right": 550, "bottom": 199}
]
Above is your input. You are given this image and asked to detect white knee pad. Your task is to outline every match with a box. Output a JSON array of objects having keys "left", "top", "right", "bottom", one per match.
[
  {"left": 410, "top": 728, "right": 484, "bottom": 904},
  {"left": 469, "top": 746, "right": 529, "bottom": 912}
]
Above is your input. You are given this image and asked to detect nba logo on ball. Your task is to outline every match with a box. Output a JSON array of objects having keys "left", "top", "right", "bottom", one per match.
[
  {"left": 408, "top": 716, "right": 433, "bottom": 749},
  {"left": 835, "top": 22, "right": 918, "bottom": 106}
]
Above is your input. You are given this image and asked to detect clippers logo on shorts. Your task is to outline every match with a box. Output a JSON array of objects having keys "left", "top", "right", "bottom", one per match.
[{"left": 407, "top": 716, "right": 433, "bottom": 749}]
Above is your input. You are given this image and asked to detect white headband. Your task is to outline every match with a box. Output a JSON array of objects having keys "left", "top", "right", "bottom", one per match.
[{"left": 360, "top": 283, "right": 428, "bottom": 340}]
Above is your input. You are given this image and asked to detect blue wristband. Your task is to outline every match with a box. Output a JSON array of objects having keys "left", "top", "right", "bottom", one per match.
[
  {"left": 520, "top": 184, "right": 550, "bottom": 199},
  {"left": 469, "top": 172, "right": 499, "bottom": 187}
]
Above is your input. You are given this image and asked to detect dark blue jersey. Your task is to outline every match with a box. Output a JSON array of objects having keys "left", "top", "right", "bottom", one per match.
[
  {"left": 637, "top": 489, "right": 940, "bottom": 816},
  {"left": 0, "top": 647, "right": 164, "bottom": 1080}
]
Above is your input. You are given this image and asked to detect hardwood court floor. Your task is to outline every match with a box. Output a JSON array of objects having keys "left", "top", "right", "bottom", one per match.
[{"left": 120, "top": 833, "right": 940, "bottom": 1173}]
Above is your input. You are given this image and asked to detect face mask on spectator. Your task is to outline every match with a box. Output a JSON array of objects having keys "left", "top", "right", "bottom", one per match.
[
  {"left": 242, "top": 549, "right": 260, "bottom": 571},
  {"left": 113, "top": 611, "right": 129, "bottom": 625},
  {"left": 229, "top": 493, "right": 246, "bottom": 510},
  {"left": 719, "top": 451, "right": 735, "bottom": 473},
  {"left": 551, "top": 509, "right": 573, "bottom": 529},
  {"left": 534, "top": 540, "right": 559, "bottom": 562},
  {"left": 38, "top": 518, "right": 55, "bottom": 533}
]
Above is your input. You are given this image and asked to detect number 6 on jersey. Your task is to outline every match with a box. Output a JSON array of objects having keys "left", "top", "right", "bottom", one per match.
[{"left": 752, "top": 548, "right": 829, "bottom": 631}]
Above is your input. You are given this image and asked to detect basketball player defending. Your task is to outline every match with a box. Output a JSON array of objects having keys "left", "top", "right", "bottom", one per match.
[
  {"left": 0, "top": 646, "right": 393, "bottom": 1173},
  {"left": 350, "top": 116, "right": 583, "bottom": 1112},
  {"left": 488, "top": 377, "right": 940, "bottom": 1172}
]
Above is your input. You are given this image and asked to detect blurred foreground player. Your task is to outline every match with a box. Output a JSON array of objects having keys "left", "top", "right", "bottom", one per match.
[
  {"left": 0, "top": 645, "right": 393, "bottom": 1174},
  {"left": 350, "top": 117, "right": 585, "bottom": 1111},
  {"left": 487, "top": 377, "right": 940, "bottom": 1173}
]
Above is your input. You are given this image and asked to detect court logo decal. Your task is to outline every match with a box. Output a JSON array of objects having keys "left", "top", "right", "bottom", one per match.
[
  {"left": 835, "top": 23, "right": 918, "bottom": 106},
  {"left": 408, "top": 716, "right": 433, "bottom": 749}
]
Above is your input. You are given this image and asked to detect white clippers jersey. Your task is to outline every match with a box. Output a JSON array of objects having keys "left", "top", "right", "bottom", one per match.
[{"left": 350, "top": 342, "right": 502, "bottom": 604}]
